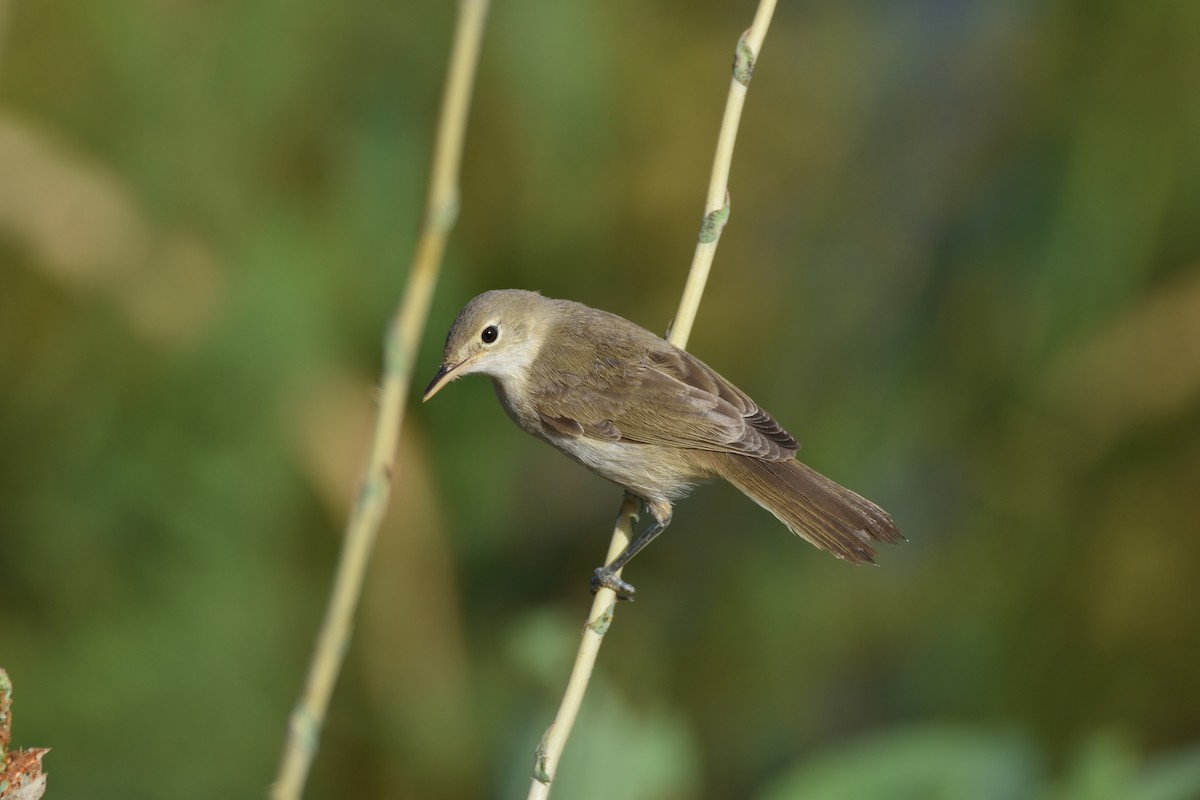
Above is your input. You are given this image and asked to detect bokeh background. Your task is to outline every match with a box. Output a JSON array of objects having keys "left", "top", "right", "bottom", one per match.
[{"left": 2, "top": 0, "right": 1199, "bottom": 798}]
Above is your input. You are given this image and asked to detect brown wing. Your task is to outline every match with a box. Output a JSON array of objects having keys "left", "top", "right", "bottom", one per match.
[{"left": 528, "top": 306, "right": 799, "bottom": 461}]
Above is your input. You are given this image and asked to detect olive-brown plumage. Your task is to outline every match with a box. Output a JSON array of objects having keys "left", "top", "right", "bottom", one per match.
[{"left": 424, "top": 289, "right": 902, "bottom": 596}]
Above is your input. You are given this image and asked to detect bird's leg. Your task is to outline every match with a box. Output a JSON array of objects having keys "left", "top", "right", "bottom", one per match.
[{"left": 590, "top": 499, "right": 673, "bottom": 600}]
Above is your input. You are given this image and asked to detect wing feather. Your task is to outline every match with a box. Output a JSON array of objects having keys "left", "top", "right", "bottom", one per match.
[{"left": 527, "top": 306, "right": 798, "bottom": 461}]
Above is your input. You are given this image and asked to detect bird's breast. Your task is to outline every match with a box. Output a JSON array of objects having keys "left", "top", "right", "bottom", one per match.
[
  {"left": 491, "top": 374, "right": 702, "bottom": 503},
  {"left": 539, "top": 430, "right": 701, "bottom": 504}
]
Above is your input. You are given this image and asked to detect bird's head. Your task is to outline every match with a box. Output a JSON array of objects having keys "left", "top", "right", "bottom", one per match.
[{"left": 423, "top": 289, "right": 550, "bottom": 401}]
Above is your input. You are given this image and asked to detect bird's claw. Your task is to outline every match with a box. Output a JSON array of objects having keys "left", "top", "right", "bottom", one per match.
[{"left": 590, "top": 567, "right": 636, "bottom": 601}]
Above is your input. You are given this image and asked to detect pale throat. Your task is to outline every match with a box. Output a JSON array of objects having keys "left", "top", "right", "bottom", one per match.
[{"left": 477, "top": 333, "right": 544, "bottom": 397}]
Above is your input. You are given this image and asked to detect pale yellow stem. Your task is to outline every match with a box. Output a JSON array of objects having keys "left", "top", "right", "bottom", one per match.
[
  {"left": 526, "top": 2, "right": 778, "bottom": 797},
  {"left": 269, "top": 2, "right": 491, "bottom": 798},
  {"left": 671, "top": 0, "right": 777, "bottom": 346}
]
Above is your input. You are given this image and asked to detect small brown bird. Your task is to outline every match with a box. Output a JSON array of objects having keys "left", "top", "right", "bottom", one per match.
[{"left": 424, "top": 290, "right": 902, "bottom": 597}]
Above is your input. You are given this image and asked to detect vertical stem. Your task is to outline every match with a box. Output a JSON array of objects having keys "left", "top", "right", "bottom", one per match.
[
  {"left": 269, "top": 1, "right": 491, "bottom": 798},
  {"left": 671, "top": 0, "right": 777, "bottom": 347},
  {"left": 526, "top": 2, "right": 777, "bottom": 797}
]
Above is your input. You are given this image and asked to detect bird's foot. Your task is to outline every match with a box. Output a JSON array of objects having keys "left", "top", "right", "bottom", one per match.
[{"left": 590, "top": 567, "right": 636, "bottom": 601}]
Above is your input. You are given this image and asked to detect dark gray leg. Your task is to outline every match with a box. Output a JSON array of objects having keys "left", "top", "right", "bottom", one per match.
[{"left": 590, "top": 501, "right": 673, "bottom": 600}]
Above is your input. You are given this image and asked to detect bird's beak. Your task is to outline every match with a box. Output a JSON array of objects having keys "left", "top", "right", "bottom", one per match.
[{"left": 422, "top": 357, "right": 473, "bottom": 402}]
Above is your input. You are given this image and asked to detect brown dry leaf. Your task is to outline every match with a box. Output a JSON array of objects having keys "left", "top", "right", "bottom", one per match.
[
  {"left": 115, "top": 231, "right": 225, "bottom": 348},
  {"left": 0, "top": 749, "right": 48, "bottom": 800},
  {"left": 1037, "top": 267, "right": 1200, "bottom": 450},
  {"left": 0, "top": 111, "right": 225, "bottom": 348},
  {"left": 283, "top": 369, "right": 475, "bottom": 784},
  {"left": 0, "top": 112, "right": 148, "bottom": 286},
  {"left": 0, "top": 669, "right": 49, "bottom": 800}
]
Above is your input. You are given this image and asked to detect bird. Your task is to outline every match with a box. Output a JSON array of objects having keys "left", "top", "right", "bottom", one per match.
[{"left": 423, "top": 289, "right": 902, "bottom": 598}]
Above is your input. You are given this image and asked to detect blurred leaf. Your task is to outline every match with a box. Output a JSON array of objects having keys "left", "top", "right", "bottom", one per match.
[
  {"left": 1050, "top": 732, "right": 1139, "bottom": 800},
  {"left": 1049, "top": 733, "right": 1200, "bottom": 800},
  {"left": 548, "top": 680, "right": 701, "bottom": 800},
  {"left": 1134, "top": 742, "right": 1200, "bottom": 800},
  {"left": 759, "top": 726, "right": 1038, "bottom": 800},
  {"left": 500, "top": 610, "right": 700, "bottom": 800}
]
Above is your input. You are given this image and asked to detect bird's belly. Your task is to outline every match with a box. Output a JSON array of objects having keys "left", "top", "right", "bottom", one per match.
[{"left": 545, "top": 434, "right": 699, "bottom": 503}]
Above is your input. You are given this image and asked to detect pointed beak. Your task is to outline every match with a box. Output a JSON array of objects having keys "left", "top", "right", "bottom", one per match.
[{"left": 422, "top": 358, "right": 471, "bottom": 402}]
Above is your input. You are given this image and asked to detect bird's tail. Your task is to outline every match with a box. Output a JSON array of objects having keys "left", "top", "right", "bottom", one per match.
[{"left": 713, "top": 454, "right": 903, "bottom": 564}]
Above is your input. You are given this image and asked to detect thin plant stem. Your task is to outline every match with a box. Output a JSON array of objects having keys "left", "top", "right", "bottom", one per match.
[
  {"left": 269, "top": 1, "right": 491, "bottom": 797},
  {"left": 526, "top": 2, "right": 778, "bottom": 797},
  {"left": 671, "top": 0, "right": 776, "bottom": 347}
]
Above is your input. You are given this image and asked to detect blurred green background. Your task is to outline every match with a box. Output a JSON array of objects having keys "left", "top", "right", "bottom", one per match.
[{"left": 2, "top": 0, "right": 1199, "bottom": 798}]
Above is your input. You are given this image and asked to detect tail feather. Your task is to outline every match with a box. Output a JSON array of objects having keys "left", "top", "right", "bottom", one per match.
[{"left": 714, "top": 455, "right": 903, "bottom": 564}]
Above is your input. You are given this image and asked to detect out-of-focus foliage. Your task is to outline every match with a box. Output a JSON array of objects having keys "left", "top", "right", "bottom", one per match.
[
  {"left": 2, "top": 0, "right": 1199, "bottom": 798},
  {"left": 761, "top": 728, "right": 1200, "bottom": 800}
]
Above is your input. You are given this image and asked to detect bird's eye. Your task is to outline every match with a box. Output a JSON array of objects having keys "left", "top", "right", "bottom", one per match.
[{"left": 481, "top": 325, "right": 499, "bottom": 344}]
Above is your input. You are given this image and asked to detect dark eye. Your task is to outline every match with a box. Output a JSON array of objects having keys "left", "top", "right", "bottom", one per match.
[{"left": 481, "top": 325, "right": 498, "bottom": 344}]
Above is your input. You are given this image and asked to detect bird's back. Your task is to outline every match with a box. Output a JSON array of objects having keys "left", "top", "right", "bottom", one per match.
[{"left": 521, "top": 300, "right": 800, "bottom": 463}]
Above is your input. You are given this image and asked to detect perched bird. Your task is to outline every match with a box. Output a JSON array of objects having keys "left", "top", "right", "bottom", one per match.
[{"left": 423, "top": 290, "right": 902, "bottom": 598}]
